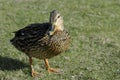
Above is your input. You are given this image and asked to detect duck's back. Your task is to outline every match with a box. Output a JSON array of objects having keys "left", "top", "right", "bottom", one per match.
[{"left": 10, "top": 23, "right": 71, "bottom": 59}]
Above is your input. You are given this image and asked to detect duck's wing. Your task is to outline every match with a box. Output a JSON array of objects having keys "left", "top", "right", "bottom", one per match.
[
  {"left": 14, "top": 23, "right": 50, "bottom": 39},
  {"left": 10, "top": 23, "right": 51, "bottom": 52}
]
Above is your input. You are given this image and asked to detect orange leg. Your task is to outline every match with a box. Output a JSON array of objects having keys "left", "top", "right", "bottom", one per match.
[
  {"left": 29, "top": 57, "right": 39, "bottom": 77},
  {"left": 44, "top": 59, "right": 61, "bottom": 73}
]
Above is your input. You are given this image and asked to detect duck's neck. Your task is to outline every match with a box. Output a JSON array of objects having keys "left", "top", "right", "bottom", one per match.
[
  {"left": 48, "top": 25, "right": 64, "bottom": 35},
  {"left": 54, "top": 25, "right": 64, "bottom": 31}
]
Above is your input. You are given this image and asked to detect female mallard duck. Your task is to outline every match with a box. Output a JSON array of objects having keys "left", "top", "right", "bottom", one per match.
[{"left": 10, "top": 10, "right": 71, "bottom": 77}]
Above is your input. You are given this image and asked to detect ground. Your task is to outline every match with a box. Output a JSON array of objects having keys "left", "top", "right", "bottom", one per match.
[{"left": 0, "top": 0, "right": 120, "bottom": 80}]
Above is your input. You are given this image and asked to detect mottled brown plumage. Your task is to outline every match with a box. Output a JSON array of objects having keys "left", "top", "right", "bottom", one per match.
[{"left": 10, "top": 10, "right": 71, "bottom": 76}]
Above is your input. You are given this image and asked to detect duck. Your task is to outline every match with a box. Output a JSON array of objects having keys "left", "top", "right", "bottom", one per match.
[{"left": 10, "top": 10, "right": 71, "bottom": 77}]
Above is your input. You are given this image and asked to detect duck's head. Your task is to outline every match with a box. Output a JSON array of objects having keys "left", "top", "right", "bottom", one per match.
[{"left": 48, "top": 10, "right": 64, "bottom": 35}]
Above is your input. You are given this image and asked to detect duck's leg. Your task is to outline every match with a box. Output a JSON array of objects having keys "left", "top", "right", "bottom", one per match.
[
  {"left": 44, "top": 59, "right": 60, "bottom": 73},
  {"left": 29, "top": 56, "right": 39, "bottom": 77}
]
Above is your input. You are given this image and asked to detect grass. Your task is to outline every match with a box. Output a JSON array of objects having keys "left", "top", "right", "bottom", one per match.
[{"left": 0, "top": 0, "right": 120, "bottom": 80}]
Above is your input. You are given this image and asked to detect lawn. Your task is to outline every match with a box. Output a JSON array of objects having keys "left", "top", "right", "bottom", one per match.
[{"left": 0, "top": 0, "right": 120, "bottom": 80}]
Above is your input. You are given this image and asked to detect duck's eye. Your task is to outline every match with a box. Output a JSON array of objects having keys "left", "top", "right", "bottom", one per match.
[{"left": 57, "top": 15, "right": 60, "bottom": 18}]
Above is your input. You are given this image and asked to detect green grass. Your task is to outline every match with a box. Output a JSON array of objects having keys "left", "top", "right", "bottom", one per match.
[{"left": 0, "top": 0, "right": 120, "bottom": 80}]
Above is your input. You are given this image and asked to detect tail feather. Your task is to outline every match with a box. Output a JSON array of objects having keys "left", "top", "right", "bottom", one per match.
[{"left": 10, "top": 38, "right": 14, "bottom": 44}]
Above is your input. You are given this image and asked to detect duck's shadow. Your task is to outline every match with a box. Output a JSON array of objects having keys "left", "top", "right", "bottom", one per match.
[{"left": 0, "top": 56, "right": 29, "bottom": 71}]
